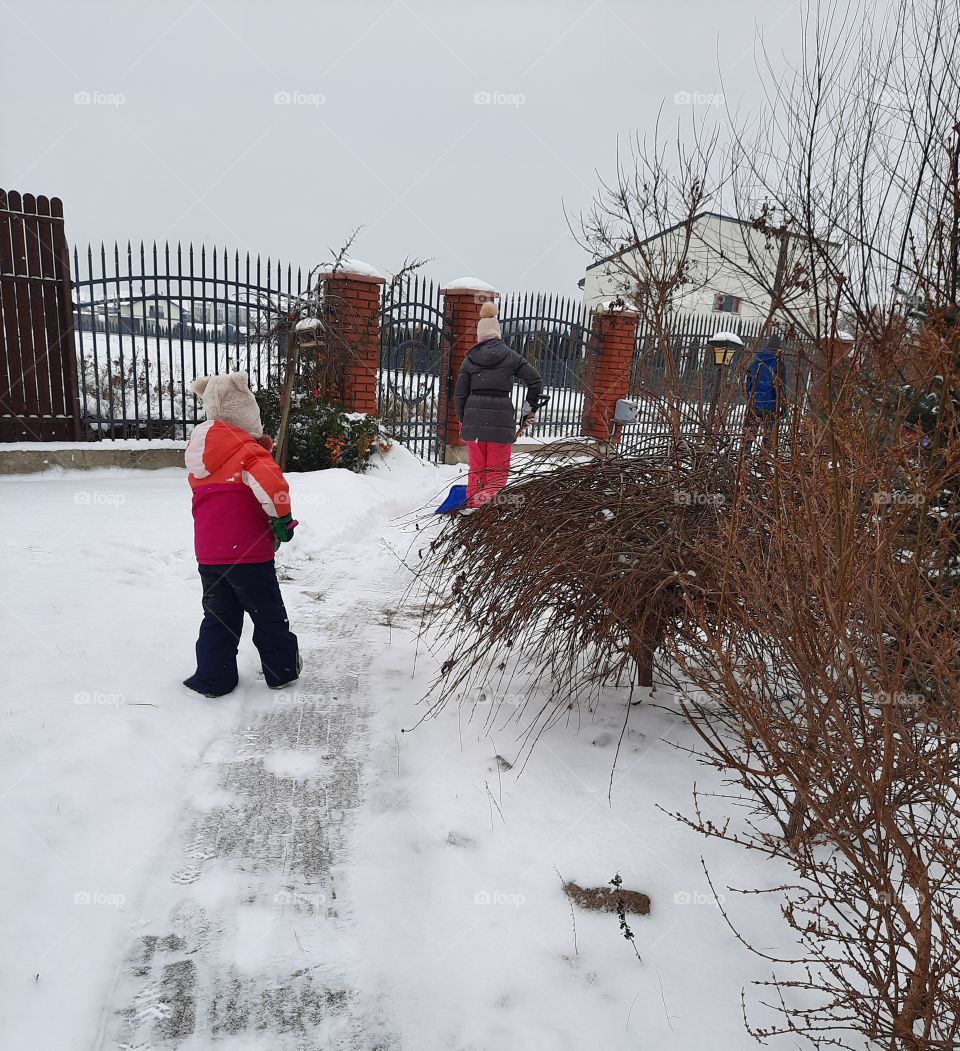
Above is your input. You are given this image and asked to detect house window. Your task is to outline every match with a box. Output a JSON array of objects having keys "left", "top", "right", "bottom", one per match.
[{"left": 713, "top": 293, "right": 742, "bottom": 313}]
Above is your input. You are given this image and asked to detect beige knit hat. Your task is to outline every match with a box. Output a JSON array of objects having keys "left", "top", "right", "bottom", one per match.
[
  {"left": 191, "top": 371, "right": 264, "bottom": 439},
  {"left": 476, "top": 300, "right": 501, "bottom": 343}
]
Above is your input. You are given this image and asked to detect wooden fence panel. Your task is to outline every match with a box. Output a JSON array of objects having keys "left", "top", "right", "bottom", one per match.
[
  {"left": 0, "top": 188, "right": 81, "bottom": 441},
  {"left": 0, "top": 191, "right": 26, "bottom": 441}
]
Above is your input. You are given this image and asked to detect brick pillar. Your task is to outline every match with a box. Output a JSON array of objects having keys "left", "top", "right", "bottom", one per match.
[
  {"left": 581, "top": 307, "right": 640, "bottom": 443},
  {"left": 316, "top": 268, "right": 385, "bottom": 416},
  {"left": 439, "top": 282, "right": 499, "bottom": 464}
]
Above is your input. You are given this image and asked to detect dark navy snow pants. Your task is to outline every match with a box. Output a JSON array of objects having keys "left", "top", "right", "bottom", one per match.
[{"left": 185, "top": 561, "right": 299, "bottom": 696}]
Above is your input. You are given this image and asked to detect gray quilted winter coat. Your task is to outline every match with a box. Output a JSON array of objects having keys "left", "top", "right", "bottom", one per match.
[{"left": 454, "top": 338, "right": 543, "bottom": 444}]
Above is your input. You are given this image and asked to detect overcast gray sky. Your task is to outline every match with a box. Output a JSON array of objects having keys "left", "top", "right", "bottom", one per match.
[{"left": 2, "top": 0, "right": 811, "bottom": 295}]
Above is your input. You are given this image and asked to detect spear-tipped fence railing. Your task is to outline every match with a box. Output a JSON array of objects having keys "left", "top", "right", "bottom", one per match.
[
  {"left": 620, "top": 312, "right": 815, "bottom": 457},
  {"left": 72, "top": 241, "right": 305, "bottom": 439},
  {"left": 499, "top": 290, "right": 592, "bottom": 440}
]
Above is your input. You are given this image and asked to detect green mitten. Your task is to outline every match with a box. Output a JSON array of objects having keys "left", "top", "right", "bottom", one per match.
[{"left": 269, "top": 513, "right": 298, "bottom": 547}]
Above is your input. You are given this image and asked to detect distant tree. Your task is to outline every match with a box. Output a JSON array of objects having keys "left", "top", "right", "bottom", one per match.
[{"left": 569, "top": 115, "right": 724, "bottom": 351}]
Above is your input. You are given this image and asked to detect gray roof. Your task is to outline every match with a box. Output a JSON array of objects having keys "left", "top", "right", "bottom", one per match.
[{"left": 584, "top": 211, "right": 839, "bottom": 273}]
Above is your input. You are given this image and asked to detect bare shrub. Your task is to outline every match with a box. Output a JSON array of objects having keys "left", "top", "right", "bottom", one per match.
[
  {"left": 414, "top": 442, "right": 739, "bottom": 761},
  {"left": 662, "top": 318, "right": 960, "bottom": 1048}
]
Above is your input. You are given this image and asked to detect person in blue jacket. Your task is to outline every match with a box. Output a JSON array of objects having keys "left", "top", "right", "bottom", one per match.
[{"left": 744, "top": 332, "right": 787, "bottom": 447}]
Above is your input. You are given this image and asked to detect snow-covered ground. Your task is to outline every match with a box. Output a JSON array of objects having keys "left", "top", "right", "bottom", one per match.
[{"left": 0, "top": 447, "right": 799, "bottom": 1049}]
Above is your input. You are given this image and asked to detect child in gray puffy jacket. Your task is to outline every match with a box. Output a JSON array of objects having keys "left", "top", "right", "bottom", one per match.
[{"left": 454, "top": 302, "right": 543, "bottom": 507}]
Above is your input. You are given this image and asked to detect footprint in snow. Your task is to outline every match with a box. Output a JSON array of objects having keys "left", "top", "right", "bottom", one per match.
[{"left": 170, "top": 864, "right": 202, "bottom": 885}]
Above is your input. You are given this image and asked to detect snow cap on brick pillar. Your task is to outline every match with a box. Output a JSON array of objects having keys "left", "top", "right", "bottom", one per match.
[
  {"left": 581, "top": 300, "right": 640, "bottom": 444},
  {"left": 440, "top": 278, "right": 500, "bottom": 453},
  {"left": 315, "top": 258, "right": 385, "bottom": 417}
]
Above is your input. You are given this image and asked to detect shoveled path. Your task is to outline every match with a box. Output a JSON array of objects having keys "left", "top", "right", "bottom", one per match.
[{"left": 96, "top": 507, "right": 432, "bottom": 1050}]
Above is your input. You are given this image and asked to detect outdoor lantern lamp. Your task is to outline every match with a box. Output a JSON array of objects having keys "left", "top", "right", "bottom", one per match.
[{"left": 707, "top": 330, "right": 744, "bottom": 366}]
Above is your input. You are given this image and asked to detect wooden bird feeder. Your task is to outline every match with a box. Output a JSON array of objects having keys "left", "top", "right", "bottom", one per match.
[{"left": 294, "top": 316, "right": 322, "bottom": 349}]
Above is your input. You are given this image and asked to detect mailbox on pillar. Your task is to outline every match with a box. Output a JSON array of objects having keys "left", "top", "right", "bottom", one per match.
[{"left": 614, "top": 398, "right": 640, "bottom": 424}]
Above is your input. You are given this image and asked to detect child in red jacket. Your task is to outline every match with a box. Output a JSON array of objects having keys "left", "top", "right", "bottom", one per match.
[{"left": 182, "top": 372, "right": 301, "bottom": 698}]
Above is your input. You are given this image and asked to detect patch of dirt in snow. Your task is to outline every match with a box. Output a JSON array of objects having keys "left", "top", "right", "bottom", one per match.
[{"left": 563, "top": 880, "right": 651, "bottom": 916}]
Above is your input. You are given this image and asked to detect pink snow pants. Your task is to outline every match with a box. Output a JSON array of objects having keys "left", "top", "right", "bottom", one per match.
[{"left": 466, "top": 441, "right": 512, "bottom": 507}]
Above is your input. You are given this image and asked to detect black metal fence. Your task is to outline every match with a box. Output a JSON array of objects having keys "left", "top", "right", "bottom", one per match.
[
  {"left": 378, "top": 274, "right": 447, "bottom": 461},
  {"left": 374, "top": 281, "right": 591, "bottom": 460},
  {"left": 72, "top": 242, "right": 305, "bottom": 439},
  {"left": 68, "top": 239, "right": 815, "bottom": 462},
  {"left": 499, "top": 291, "right": 591, "bottom": 440},
  {"left": 70, "top": 245, "right": 595, "bottom": 459},
  {"left": 620, "top": 312, "right": 813, "bottom": 456}
]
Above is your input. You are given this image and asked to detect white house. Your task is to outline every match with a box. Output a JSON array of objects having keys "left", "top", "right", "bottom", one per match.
[{"left": 580, "top": 212, "right": 835, "bottom": 329}]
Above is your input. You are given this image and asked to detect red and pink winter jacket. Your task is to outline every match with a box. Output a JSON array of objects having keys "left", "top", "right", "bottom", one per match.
[{"left": 185, "top": 420, "right": 291, "bottom": 565}]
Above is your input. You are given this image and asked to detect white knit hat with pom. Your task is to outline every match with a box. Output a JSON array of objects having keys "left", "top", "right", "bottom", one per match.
[{"left": 476, "top": 300, "right": 501, "bottom": 343}]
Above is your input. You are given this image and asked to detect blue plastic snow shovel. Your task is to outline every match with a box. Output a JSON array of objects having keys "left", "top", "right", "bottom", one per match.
[{"left": 435, "top": 483, "right": 468, "bottom": 514}]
